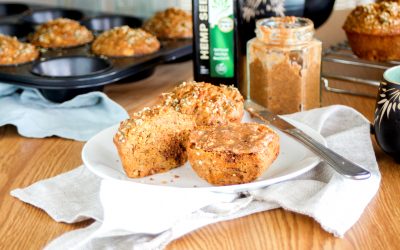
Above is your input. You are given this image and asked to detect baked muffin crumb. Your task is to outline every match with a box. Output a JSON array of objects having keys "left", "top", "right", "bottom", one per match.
[
  {"left": 188, "top": 123, "right": 280, "bottom": 186},
  {"left": 114, "top": 105, "right": 196, "bottom": 178}
]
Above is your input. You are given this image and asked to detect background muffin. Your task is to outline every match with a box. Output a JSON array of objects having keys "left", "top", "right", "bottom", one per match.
[
  {"left": 188, "top": 123, "right": 280, "bottom": 186},
  {"left": 143, "top": 7, "right": 192, "bottom": 39},
  {"left": 30, "top": 18, "right": 93, "bottom": 48},
  {"left": 0, "top": 35, "right": 39, "bottom": 65},
  {"left": 114, "top": 106, "right": 196, "bottom": 178},
  {"left": 92, "top": 26, "right": 160, "bottom": 57},
  {"left": 343, "top": 2, "right": 400, "bottom": 61},
  {"left": 161, "top": 81, "right": 244, "bottom": 126}
]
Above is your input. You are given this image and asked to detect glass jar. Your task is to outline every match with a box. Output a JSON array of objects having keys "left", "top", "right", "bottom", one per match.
[{"left": 246, "top": 16, "right": 322, "bottom": 114}]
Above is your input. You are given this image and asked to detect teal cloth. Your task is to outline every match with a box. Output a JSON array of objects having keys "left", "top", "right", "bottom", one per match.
[{"left": 0, "top": 84, "right": 128, "bottom": 141}]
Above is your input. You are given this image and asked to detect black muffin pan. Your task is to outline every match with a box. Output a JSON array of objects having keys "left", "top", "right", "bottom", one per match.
[{"left": 0, "top": 3, "right": 192, "bottom": 102}]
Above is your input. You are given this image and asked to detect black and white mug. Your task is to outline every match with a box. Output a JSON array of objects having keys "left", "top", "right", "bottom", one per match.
[{"left": 374, "top": 65, "right": 400, "bottom": 163}]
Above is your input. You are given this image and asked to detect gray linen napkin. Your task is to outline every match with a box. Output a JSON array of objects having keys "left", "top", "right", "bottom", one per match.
[
  {"left": 11, "top": 105, "right": 381, "bottom": 249},
  {"left": 0, "top": 83, "right": 128, "bottom": 141}
]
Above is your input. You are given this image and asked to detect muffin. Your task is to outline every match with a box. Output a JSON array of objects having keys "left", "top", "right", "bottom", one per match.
[
  {"left": 343, "top": 2, "right": 400, "bottom": 61},
  {"left": 161, "top": 81, "right": 244, "bottom": 126},
  {"left": 187, "top": 123, "right": 280, "bottom": 186},
  {"left": 92, "top": 26, "right": 160, "bottom": 57},
  {"left": 114, "top": 106, "right": 196, "bottom": 178},
  {"left": 143, "top": 7, "right": 192, "bottom": 39},
  {"left": 0, "top": 34, "right": 39, "bottom": 65},
  {"left": 30, "top": 18, "right": 93, "bottom": 48}
]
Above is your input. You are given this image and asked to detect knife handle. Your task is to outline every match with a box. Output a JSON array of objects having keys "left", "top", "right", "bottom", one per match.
[{"left": 287, "top": 128, "right": 371, "bottom": 180}]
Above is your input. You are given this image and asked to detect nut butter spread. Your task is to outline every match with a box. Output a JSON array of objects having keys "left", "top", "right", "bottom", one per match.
[
  {"left": 247, "top": 17, "right": 321, "bottom": 114},
  {"left": 189, "top": 122, "right": 276, "bottom": 154}
]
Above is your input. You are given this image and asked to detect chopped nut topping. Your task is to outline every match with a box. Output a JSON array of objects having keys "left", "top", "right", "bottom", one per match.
[
  {"left": 343, "top": 2, "right": 400, "bottom": 35},
  {"left": 143, "top": 7, "right": 192, "bottom": 39},
  {"left": 30, "top": 18, "right": 93, "bottom": 48},
  {"left": 161, "top": 81, "right": 244, "bottom": 126},
  {"left": 0, "top": 34, "right": 39, "bottom": 65},
  {"left": 92, "top": 26, "right": 160, "bottom": 57}
]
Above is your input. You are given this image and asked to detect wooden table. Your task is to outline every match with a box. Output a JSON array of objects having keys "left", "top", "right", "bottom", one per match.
[{"left": 1, "top": 10, "right": 400, "bottom": 250}]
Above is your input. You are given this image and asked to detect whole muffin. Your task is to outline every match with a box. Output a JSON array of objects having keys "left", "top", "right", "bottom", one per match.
[
  {"left": 92, "top": 26, "right": 160, "bottom": 57},
  {"left": 0, "top": 35, "right": 39, "bottom": 65},
  {"left": 343, "top": 2, "right": 400, "bottom": 61},
  {"left": 161, "top": 81, "right": 244, "bottom": 126},
  {"left": 187, "top": 123, "right": 280, "bottom": 186},
  {"left": 30, "top": 18, "right": 93, "bottom": 48},
  {"left": 143, "top": 7, "right": 192, "bottom": 39},
  {"left": 114, "top": 106, "right": 196, "bottom": 178}
]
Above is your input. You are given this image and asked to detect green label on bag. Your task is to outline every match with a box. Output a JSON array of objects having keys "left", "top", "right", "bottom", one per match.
[{"left": 209, "top": 0, "right": 234, "bottom": 78}]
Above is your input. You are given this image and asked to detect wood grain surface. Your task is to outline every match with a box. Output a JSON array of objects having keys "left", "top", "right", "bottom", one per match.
[{"left": 1, "top": 10, "right": 400, "bottom": 250}]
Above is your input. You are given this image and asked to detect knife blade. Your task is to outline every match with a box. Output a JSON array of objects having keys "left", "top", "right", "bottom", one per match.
[{"left": 244, "top": 100, "right": 371, "bottom": 180}]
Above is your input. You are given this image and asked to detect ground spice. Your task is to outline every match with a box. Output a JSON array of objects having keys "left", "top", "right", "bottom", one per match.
[{"left": 247, "top": 17, "right": 321, "bottom": 114}]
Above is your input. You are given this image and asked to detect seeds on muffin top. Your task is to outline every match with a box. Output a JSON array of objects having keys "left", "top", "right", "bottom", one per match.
[
  {"left": 161, "top": 81, "right": 244, "bottom": 126},
  {"left": 343, "top": 2, "right": 400, "bottom": 34},
  {"left": 30, "top": 18, "right": 93, "bottom": 48}
]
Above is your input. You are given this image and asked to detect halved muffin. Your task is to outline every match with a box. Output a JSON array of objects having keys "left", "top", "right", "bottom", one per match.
[
  {"left": 187, "top": 123, "right": 280, "bottom": 186},
  {"left": 114, "top": 106, "right": 196, "bottom": 178}
]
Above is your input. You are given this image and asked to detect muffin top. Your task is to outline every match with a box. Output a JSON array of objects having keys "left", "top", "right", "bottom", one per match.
[
  {"left": 30, "top": 18, "right": 93, "bottom": 48},
  {"left": 161, "top": 81, "right": 244, "bottom": 126},
  {"left": 189, "top": 123, "right": 277, "bottom": 154},
  {"left": 0, "top": 34, "right": 39, "bottom": 65},
  {"left": 114, "top": 105, "right": 194, "bottom": 144},
  {"left": 343, "top": 2, "right": 400, "bottom": 35},
  {"left": 143, "top": 7, "right": 192, "bottom": 39},
  {"left": 92, "top": 26, "right": 160, "bottom": 57}
]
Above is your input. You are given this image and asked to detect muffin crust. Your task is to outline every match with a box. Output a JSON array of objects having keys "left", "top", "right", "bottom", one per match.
[
  {"left": 0, "top": 35, "right": 39, "bottom": 65},
  {"left": 30, "top": 18, "right": 93, "bottom": 48},
  {"left": 143, "top": 7, "right": 192, "bottom": 39},
  {"left": 343, "top": 2, "right": 400, "bottom": 61},
  {"left": 92, "top": 26, "right": 160, "bottom": 57},
  {"left": 161, "top": 81, "right": 244, "bottom": 126}
]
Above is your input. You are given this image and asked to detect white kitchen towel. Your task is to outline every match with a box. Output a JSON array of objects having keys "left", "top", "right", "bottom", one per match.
[
  {"left": 0, "top": 83, "right": 128, "bottom": 141},
  {"left": 11, "top": 105, "right": 381, "bottom": 250}
]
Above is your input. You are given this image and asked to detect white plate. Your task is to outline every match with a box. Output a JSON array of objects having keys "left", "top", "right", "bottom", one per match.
[{"left": 82, "top": 112, "right": 326, "bottom": 193}]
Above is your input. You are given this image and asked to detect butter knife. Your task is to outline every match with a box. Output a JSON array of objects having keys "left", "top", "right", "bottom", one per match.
[{"left": 244, "top": 100, "right": 371, "bottom": 180}]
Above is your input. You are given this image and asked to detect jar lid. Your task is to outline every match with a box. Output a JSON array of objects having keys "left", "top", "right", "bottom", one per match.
[{"left": 255, "top": 16, "right": 315, "bottom": 45}]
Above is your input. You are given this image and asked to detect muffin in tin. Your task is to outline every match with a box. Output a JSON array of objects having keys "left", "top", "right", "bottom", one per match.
[
  {"left": 343, "top": 2, "right": 400, "bottom": 61},
  {"left": 91, "top": 26, "right": 160, "bottom": 57},
  {"left": 187, "top": 123, "right": 280, "bottom": 186},
  {"left": 161, "top": 81, "right": 244, "bottom": 126},
  {"left": 0, "top": 34, "right": 39, "bottom": 65},
  {"left": 29, "top": 18, "right": 94, "bottom": 49},
  {"left": 143, "top": 7, "right": 192, "bottom": 39}
]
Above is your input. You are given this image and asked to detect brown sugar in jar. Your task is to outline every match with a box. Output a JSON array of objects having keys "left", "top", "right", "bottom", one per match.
[{"left": 247, "top": 16, "right": 322, "bottom": 114}]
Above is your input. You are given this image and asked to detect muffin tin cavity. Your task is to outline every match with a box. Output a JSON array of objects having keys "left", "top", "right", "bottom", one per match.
[
  {"left": 81, "top": 15, "right": 142, "bottom": 33},
  {"left": 0, "top": 3, "right": 29, "bottom": 17},
  {"left": 0, "top": 23, "right": 34, "bottom": 39},
  {"left": 21, "top": 8, "right": 84, "bottom": 25},
  {"left": 31, "top": 56, "right": 111, "bottom": 78},
  {"left": 0, "top": 3, "right": 192, "bottom": 102},
  {"left": 39, "top": 86, "right": 104, "bottom": 103}
]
